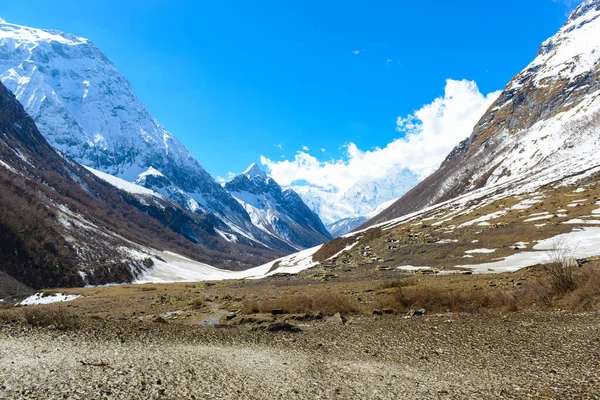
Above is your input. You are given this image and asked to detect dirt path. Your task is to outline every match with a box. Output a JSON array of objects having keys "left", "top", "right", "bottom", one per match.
[{"left": 1, "top": 312, "right": 599, "bottom": 399}]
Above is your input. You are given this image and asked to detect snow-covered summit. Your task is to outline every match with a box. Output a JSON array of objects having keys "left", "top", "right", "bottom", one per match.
[
  {"left": 0, "top": 19, "right": 88, "bottom": 46},
  {"left": 368, "top": 0, "right": 600, "bottom": 226},
  {"left": 225, "top": 167, "right": 332, "bottom": 250},
  {"left": 243, "top": 163, "right": 268, "bottom": 180},
  {"left": 519, "top": 0, "right": 600, "bottom": 85},
  {"left": 0, "top": 18, "right": 281, "bottom": 247}
]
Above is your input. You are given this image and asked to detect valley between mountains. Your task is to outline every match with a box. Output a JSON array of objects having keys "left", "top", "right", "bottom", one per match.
[{"left": 2, "top": 1, "right": 600, "bottom": 399}]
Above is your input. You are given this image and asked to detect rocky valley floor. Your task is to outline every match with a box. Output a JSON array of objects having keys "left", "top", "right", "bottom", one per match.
[
  {"left": 1, "top": 312, "right": 599, "bottom": 399},
  {"left": 2, "top": 265, "right": 600, "bottom": 399}
]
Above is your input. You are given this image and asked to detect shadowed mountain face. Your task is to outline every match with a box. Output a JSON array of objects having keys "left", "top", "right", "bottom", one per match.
[
  {"left": 225, "top": 164, "right": 332, "bottom": 250},
  {"left": 0, "top": 81, "right": 283, "bottom": 291},
  {"left": 365, "top": 0, "right": 600, "bottom": 228}
]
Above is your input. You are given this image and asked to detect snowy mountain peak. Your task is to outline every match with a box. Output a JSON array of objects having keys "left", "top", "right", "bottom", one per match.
[
  {"left": 0, "top": 19, "right": 88, "bottom": 46},
  {"left": 243, "top": 163, "right": 268, "bottom": 180},
  {"left": 225, "top": 170, "right": 332, "bottom": 250},
  {"left": 568, "top": 0, "right": 600, "bottom": 23},
  {"left": 367, "top": 0, "right": 600, "bottom": 226}
]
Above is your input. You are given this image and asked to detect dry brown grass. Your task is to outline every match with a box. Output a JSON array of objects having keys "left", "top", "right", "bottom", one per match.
[
  {"left": 0, "top": 306, "right": 81, "bottom": 330},
  {"left": 242, "top": 292, "right": 358, "bottom": 315},
  {"left": 371, "top": 264, "right": 600, "bottom": 314}
]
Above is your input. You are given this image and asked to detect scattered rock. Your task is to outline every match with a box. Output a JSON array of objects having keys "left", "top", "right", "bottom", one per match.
[
  {"left": 331, "top": 313, "right": 347, "bottom": 325},
  {"left": 314, "top": 311, "right": 323, "bottom": 320},
  {"left": 153, "top": 316, "right": 167, "bottom": 324},
  {"left": 226, "top": 312, "right": 236, "bottom": 320},
  {"left": 372, "top": 309, "right": 383, "bottom": 316},
  {"left": 407, "top": 309, "right": 425, "bottom": 317},
  {"left": 271, "top": 308, "right": 284, "bottom": 315},
  {"left": 382, "top": 308, "right": 394, "bottom": 314}
]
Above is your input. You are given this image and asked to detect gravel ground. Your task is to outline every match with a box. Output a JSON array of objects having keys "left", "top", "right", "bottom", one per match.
[{"left": 1, "top": 311, "right": 599, "bottom": 399}]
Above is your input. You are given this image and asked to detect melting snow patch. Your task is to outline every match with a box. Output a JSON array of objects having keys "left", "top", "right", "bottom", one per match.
[
  {"left": 573, "top": 188, "right": 586, "bottom": 193},
  {"left": 396, "top": 265, "right": 431, "bottom": 271},
  {"left": 510, "top": 198, "right": 543, "bottom": 210},
  {"left": 524, "top": 215, "right": 554, "bottom": 222},
  {"left": 454, "top": 228, "right": 600, "bottom": 273},
  {"left": 528, "top": 212, "right": 549, "bottom": 217},
  {"left": 436, "top": 239, "right": 459, "bottom": 244},
  {"left": 458, "top": 210, "right": 506, "bottom": 228},
  {"left": 19, "top": 292, "right": 80, "bottom": 306},
  {"left": 592, "top": 209, "right": 600, "bottom": 215},
  {"left": 513, "top": 241, "right": 529, "bottom": 249},
  {"left": 563, "top": 219, "right": 600, "bottom": 225},
  {"left": 465, "top": 248, "right": 497, "bottom": 254}
]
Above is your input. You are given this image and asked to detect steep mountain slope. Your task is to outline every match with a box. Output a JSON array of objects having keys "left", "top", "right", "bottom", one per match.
[
  {"left": 0, "top": 18, "right": 294, "bottom": 253},
  {"left": 224, "top": 164, "right": 332, "bottom": 250},
  {"left": 367, "top": 0, "right": 600, "bottom": 227},
  {"left": 0, "top": 81, "right": 282, "bottom": 291}
]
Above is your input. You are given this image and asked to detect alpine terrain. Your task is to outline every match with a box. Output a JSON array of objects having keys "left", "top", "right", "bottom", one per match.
[
  {"left": 0, "top": 79, "right": 300, "bottom": 293},
  {"left": 269, "top": 0, "right": 600, "bottom": 278},
  {"left": 224, "top": 163, "right": 332, "bottom": 250},
  {"left": 0, "top": 18, "right": 326, "bottom": 254},
  {"left": 292, "top": 165, "right": 419, "bottom": 237}
]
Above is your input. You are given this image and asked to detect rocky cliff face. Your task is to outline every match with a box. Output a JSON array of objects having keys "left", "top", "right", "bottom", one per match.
[
  {"left": 367, "top": 0, "right": 600, "bottom": 227},
  {"left": 225, "top": 164, "right": 332, "bottom": 250}
]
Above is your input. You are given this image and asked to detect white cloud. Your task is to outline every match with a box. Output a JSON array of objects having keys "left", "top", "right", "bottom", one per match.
[
  {"left": 302, "top": 145, "right": 309, "bottom": 151},
  {"left": 216, "top": 171, "right": 236, "bottom": 184},
  {"left": 261, "top": 79, "right": 501, "bottom": 195},
  {"left": 351, "top": 50, "right": 361, "bottom": 55},
  {"left": 274, "top": 143, "right": 283, "bottom": 150}
]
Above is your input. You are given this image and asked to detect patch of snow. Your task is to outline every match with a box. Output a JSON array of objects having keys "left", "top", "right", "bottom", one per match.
[
  {"left": 458, "top": 210, "right": 506, "bottom": 228},
  {"left": 18, "top": 292, "right": 80, "bottom": 306},
  {"left": 456, "top": 227, "right": 600, "bottom": 273},
  {"left": 85, "top": 166, "right": 162, "bottom": 198},
  {"left": 524, "top": 215, "right": 554, "bottom": 222},
  {"left": 396, "top": 265, "right": 431, "bottom": 271},
  {"left": 563, "top": 219, "right": 600, "bottom": 225},
  {"left": 465, "top": 248, "right": 497, "bottom": 254}
]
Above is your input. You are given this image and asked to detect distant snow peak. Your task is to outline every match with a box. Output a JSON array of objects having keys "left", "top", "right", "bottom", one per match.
[{"left": 243, "top": 162, "right": 267, "bottom": 179}]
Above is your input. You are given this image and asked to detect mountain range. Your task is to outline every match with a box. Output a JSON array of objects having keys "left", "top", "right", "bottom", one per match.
[
  {"left": 2, "top": 0, "right": 600, "bottom": 289},
  {"left": 0, "top": 18, "right": 328, "bottom": 254}
]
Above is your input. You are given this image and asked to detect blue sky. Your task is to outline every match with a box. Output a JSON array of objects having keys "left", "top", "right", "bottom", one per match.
[{"left": 1, "top": 0, "right": 577, "bottom": 183}]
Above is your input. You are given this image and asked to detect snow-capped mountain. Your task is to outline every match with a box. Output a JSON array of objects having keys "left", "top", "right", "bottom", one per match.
[
  {"left": 0, "top": 80, "right": 287, "bottom": 291},
  {"left": 225, "top": 164, "right": 332, "bottom": 249},
  {"left": 326, "top": 197, "right": 397, "bottom": 238},
  {"left": 368, "top": 0, "right": 600, "bottom": 227},
  {"left": 0, "top": 18, "right": 313, "bottom": 253},
  {"left": 291, "top": 164, "right": 419, "bottom": 235}
]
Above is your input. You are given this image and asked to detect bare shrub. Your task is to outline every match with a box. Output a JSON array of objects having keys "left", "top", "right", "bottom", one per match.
[
  {"left": 21, "top": 306, "right": 80, "bottom": 330},
  {"left": 544, "top": 238, "right": 577, "bottom": 294},
  {"left": 190, "top": 297, "right": 204, "bottom": 310}
]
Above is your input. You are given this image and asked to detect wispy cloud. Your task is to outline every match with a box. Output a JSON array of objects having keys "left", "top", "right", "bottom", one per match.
[
  {"left": 216, "top": 171, "right": 236, "bottom": 184},
  {"left": 274, "top": 143, "right": 283, "bottom": 150},
  {"left": 261, "top": 79, "right": 501, "bottom": 194},
  {"left": 351, "top": 50, "right": 361, "bottom": 55},
  {"left": 302, "top": 145, "right": 309, "bottom": 151}
]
